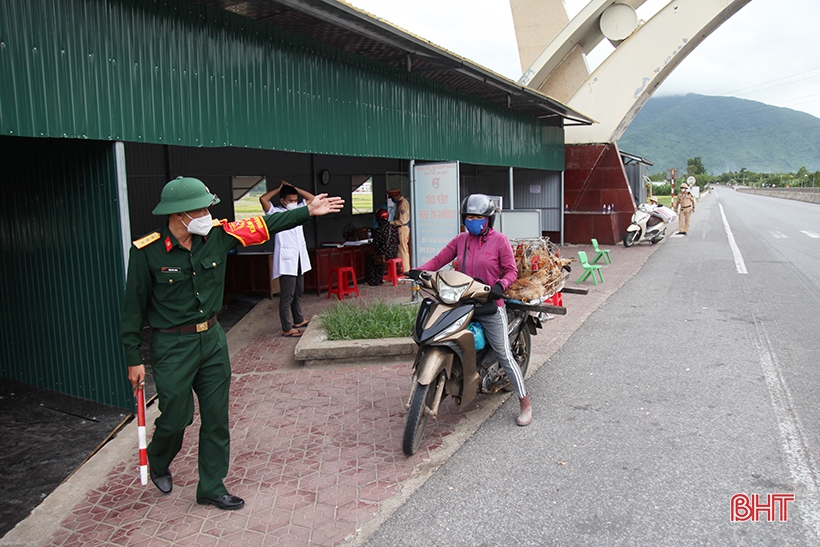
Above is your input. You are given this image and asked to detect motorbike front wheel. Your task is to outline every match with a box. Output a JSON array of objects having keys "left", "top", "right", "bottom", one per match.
[
  {"left": 623, "top": 230, "right": 641, "bottom": 247},
  {"left": 402, "top": 371, "right": 445, "bottom": 456}
]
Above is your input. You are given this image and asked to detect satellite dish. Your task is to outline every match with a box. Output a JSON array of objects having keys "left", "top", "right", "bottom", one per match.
[{"left": 600, "top": 3, "right": 638, "bottom": 44}]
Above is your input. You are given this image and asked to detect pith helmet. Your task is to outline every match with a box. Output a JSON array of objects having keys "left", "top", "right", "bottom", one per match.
[
  {"left": 152, "top": 177, "right": 219, "bottom": 215},
  {"left": 680, "top": 182, "right": 689, "bottom": 190}
]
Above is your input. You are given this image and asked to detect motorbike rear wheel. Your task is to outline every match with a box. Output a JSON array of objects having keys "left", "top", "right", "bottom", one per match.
[
  {"left": 623, "top": 230, "right": 640, "bottom": 247},
  {"left": 402, "top": 371, "right": 445, "bottom": 456},
  {"left": 503, "top": 324, "right": 532, "bottom": 391}
]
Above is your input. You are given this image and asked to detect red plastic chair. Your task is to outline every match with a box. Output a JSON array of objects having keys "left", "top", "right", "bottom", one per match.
[
  {"left": 327, "top": 267, "right": 359, "bottom": 300},
  {"left": 382, "top": 258, "right": 404, "bottom": 286}
]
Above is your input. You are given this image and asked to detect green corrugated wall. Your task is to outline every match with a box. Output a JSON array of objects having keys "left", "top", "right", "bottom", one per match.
[
  {"left": 0, "top": 137, "right": 131, "bottom": 410},
  {"left": 0, "top": 0, "right": 566, "bottom": 410},
  {"left": 0, "top": 0, "right": 564, "bottom": 170}
]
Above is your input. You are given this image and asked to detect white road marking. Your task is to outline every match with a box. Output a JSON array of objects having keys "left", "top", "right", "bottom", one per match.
[
  {"left": 752, "top": 316, "right": 820, "bottom": 542},
  {"left": 800, "top": 230, "right": 820, "bottom": 238},
  {"left": 719, "top": 204, "right": 747, "bottom": 274},
  {"left": 771, "top": 231, "right": 789, "bottom": 239}
]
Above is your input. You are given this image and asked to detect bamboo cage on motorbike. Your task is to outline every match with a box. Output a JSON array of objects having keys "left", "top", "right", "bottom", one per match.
[{"left": 505, "top": 238, "right": 573, "bottom": 304}]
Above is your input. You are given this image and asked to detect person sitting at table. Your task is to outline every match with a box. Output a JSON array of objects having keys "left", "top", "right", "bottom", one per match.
[{"left": 366, "top": 208, "right": 399, "bottom": 286}]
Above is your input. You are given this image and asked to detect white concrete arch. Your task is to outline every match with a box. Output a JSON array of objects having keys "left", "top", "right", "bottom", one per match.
[
  {"left": 517, "top": 0, "right": 649, "bottom": 94},
  {"left": 514, "top": 0, "right": 752, "bottom": 144}
]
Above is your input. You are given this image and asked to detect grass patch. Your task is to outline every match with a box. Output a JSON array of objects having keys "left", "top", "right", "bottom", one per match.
[
  {"left": 654, "top": 195, "right": 673, "bottom": 207},
  {"left": 351, "top": 192, "right": 373, "bottom": 215},
  {"left": 321, "top": 300, "right": 417, "bottom": 340}
]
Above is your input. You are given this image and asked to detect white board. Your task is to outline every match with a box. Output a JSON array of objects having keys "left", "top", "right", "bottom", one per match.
[
  {"left": 412, "top": 162, "right": 460, "bottom": 266},
  {"left": 497, "top": 210, "right": 541, "bottom": 240}
]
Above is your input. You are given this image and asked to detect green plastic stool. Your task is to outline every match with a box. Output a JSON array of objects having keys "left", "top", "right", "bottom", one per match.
[
  {"left": 591, "top": 238, "right": 612, "bottom": 264},
  {"left": 577, "top": 251, "right": 604, "bottom": 285}
]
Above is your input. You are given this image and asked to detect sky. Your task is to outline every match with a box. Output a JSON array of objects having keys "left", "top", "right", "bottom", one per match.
[{"left": 346, "top": 0, "right": 820, "bottom": 120}]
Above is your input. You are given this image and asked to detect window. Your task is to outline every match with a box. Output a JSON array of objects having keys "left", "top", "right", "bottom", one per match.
[
  {"left": 351, "top": 175, "right": 373, "bottom": 215},
  {"left": 232, "top": 176, "right": 267, "bottom": 220}
]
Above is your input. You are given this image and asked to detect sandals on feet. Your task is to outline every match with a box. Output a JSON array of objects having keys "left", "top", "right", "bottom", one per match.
[
  {"left": 281, "top": 329, "right": 303, "bottom": 337},
  {"left": 293, "top": 320, "right": 310, "bottom": 329}
]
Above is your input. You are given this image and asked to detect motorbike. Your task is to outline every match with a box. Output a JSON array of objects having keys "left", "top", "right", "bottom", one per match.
[
  {"left": 402, "top": 269, "right": 565, "bottom": 455},
  {"left": 623, "top": 203, "right": 674, "bottom": 247}
]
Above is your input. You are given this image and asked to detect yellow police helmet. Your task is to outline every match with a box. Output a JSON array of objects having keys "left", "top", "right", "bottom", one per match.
[{"left": 152, "top": 177, "right": 220, "bottom": 215}]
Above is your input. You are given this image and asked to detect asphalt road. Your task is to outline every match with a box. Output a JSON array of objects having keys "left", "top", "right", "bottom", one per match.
[{"left": 363, "top": 188, "right": 820, "bottom": 546}]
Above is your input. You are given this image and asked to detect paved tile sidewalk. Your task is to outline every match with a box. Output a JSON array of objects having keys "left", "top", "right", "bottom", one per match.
[{"left": 3, "top": 239, "right": 664, "bottom": 547}]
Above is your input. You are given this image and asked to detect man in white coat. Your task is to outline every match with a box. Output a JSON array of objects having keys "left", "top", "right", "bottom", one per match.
[{"left": 260, "top": 181, "right": 314, "bottom": 337}]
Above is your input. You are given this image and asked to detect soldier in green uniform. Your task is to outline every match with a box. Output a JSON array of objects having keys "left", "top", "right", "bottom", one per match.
[{"left": 121, "top": 177, "right": 343, "bottom": 510}]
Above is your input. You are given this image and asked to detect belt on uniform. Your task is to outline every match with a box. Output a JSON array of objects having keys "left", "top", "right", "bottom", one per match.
[
  {"left": 682, "top": 205, "right": 692, "bottom": 209},
  {"left": 154, "top": 316, "right": 217, "bottom": 334}
]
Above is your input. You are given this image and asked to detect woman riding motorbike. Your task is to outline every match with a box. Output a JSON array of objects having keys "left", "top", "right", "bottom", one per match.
[{"left": 408, "top": 194, "right": 532, "bottom": 426}]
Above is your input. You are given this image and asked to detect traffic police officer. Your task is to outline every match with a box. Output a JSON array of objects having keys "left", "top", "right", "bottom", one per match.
[
  {"left": 673, "top": 181, "right": 697, "bottom": 235},
  {"left": 121, "top": 177, "right": 343, "bottom": 510},
  {"left": 387, "top": 188, "right": 411, "bottom": 272}
]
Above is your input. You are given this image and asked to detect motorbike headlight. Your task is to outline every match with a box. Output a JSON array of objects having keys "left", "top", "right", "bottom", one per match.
[
  {"left": 437, "top": 277, "right": 469, "bottom": 304},
  {"left": 433, "top": 313, "right": 470, "bottom": 342}
]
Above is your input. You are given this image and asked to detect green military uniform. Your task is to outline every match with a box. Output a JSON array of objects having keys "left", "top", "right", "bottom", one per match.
[{"left": 120, "top": 202, "right": 310, "bottom": 499}]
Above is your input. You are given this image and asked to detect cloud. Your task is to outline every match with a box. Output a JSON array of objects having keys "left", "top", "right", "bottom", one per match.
[
  {"left": 348, "top": 0, "right": 521, "bottom": 77},
  {"left": 348, "top": 0, "right": 820, "bottom": 118},
  {"left": 644, "top": 0, "right": 820, "bottom": 117}
]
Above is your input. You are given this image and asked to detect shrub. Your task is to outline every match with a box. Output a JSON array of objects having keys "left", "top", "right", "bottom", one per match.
[{"left": 321, "top": 300, "right": 417, "bottom": 340}]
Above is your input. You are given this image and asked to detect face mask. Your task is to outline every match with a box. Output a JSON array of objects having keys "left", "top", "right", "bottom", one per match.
[
  {"left": 284, "top": 202, "right": 299, "bottom": 211},
  {"left": 183, "top": 212, "right": 213, "bottom": 236},
  {"left": 464, "top": 217, "right": 488, "bottom": 236}
]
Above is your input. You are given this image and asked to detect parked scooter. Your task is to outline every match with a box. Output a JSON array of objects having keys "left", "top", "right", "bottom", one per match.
[
  {"left": 402, "top": 269, "right": 564, "bottom": 455},
  {"left": 623, "top": 202, "right": 673, "bottom": 247}
]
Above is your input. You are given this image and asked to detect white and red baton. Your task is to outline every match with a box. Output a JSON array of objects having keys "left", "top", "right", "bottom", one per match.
[{"left": 136, "top": 383, "right": 148, "bottom": 486}]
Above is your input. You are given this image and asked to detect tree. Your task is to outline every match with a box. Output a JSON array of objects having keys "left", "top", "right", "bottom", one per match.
[{"left": 687, "top": 157, "right": 707, "bottom": 176}]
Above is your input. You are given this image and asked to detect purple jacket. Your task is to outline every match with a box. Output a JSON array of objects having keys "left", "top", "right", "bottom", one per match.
[{"left": 419, "top": 228, "right": 518, "bottom": 305}]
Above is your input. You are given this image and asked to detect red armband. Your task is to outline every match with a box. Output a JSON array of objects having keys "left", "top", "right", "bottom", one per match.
[{"left": 220, "top": 217, "right": 271, "bottom": 247}]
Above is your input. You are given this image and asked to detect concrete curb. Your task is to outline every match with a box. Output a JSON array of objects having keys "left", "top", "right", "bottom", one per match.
[
  {"left": 738, "top": 187, "right": 820, "bottom": 204},
  {"left": 294, "top": 316, "right": 417, "bottom": 366}
]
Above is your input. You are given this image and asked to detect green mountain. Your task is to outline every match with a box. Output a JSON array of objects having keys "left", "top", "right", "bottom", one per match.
[{"left": 617, "top": 93, "right": 820, "bottom": 175}]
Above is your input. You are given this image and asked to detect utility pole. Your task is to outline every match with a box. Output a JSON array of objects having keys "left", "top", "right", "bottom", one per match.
[{"left": 667, "top": 168, "right": 678, "bottom": 198}]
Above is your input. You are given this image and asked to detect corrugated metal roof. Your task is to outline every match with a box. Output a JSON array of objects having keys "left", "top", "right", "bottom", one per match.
[
  {"left": 1, "top": 0, "right": 569, "bottom": 169},
  {"left": 186, "top": 0, "right": 593, "bottom": 125}
]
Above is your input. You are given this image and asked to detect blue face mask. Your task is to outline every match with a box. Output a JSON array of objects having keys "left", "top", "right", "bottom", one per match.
[{"left": 464, "top": 217, "right": 488, "bottom": 236}]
